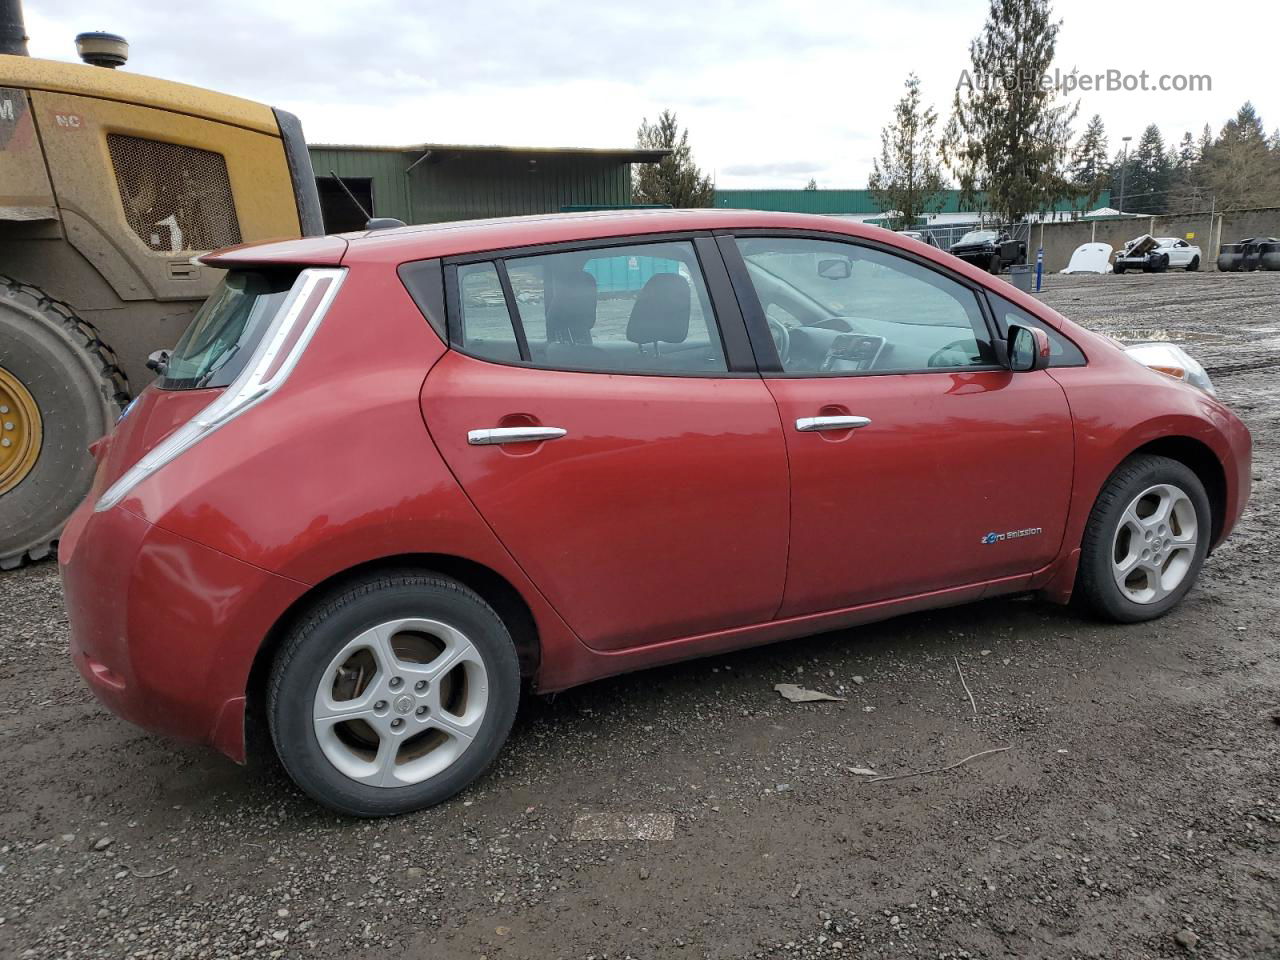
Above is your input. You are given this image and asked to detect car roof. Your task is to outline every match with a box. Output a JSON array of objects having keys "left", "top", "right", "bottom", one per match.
[
  {"left": 207, "top": 209, "right": 897, "bottom": 267},
  {"left": 343, "top": 209, "right": 861, "bottom": 262},
  {"left": 197, "top": 208, "right": 1070, "bottom": 328}
]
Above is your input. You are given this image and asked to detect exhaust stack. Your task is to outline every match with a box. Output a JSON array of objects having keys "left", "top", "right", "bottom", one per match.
[{"left": 0, "top": 0, "right": 28, "bottom": 56}]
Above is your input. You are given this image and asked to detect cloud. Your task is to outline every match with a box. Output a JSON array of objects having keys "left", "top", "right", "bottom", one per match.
[
  {"left": 20, "top": 0, "right": 1278, "bottom": 187},
  {"left": 721, "top": 161, "right": 825, "bottom": 177}
]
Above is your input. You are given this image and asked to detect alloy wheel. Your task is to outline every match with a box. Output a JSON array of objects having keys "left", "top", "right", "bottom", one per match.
[
  {"left": 1111, "top": 483, "right": 1198, "bottom": 604},
  {"left": 313, "top": 617, "right": 489, "bottom": 787}
]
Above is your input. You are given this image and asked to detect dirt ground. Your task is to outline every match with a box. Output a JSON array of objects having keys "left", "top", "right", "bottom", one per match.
[{"left": 1, "top": 271, "right": 1276, "bottom": 960}]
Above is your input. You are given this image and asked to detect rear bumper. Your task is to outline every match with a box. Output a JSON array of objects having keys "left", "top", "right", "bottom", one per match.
[{"left": 58, "top": 501, "right": 304, "bottom": 762}]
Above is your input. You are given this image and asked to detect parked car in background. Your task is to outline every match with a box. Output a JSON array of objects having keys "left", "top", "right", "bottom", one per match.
[
  {"left": 896, "top": 229, "right": 939, "bottom": 247},
  {"left": 1261, "top": 239, "right": 1280, "bottom": 271},
  {"left": 1219, "top": 237, "right": 1280, "bottom": 272},
  {"left": 949, "top": 229, "right": 1026, "bottom": 274},
  {"left": 59, "top": 210, "right": 1251, "bottom": 817},
  {"left": 1061, "top": 242, "right": 1113, "bottom": 274},
  {"left": 1114, "top": 235, "right": 1201, "bottom": 273}
]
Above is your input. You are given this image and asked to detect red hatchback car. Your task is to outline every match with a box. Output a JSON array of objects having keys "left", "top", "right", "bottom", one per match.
[{"left": 59, "top": 210, "right": 1251, "bottom": 816}]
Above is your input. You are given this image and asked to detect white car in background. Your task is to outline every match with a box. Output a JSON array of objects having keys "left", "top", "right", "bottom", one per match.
[
  {"left": 1113, "top": 235, "right": 1202, "bottom": 273},
  {"left": 1061, "top": 242, "right": 1113, "bottom": 274}
]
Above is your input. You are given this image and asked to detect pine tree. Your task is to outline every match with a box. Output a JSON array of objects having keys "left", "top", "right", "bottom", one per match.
[
  {"left": 1069, "top": 114, "right": 1109, "bottom": 209},
  {"left": 943, "top": 0, "right": 1078, "bottom": 224},
  {"left": 1124, "top": 124, "right": 1170, "bottom": 214},
  {"left": 867, "top": 74, "right": 948, "bottom": 230},
  {"left": 1198, "top": 123, "right": 1213, "bottom": 159},
  {"left": 632, "top": 110, "right": 715, "bottom": 207},
  {"left": 1166, "top": 131, "right": 1204, "bottom": 213},
  {"left": 1200, "top": 102, "right": 1280, "bottom": 208},
  {"left": 804, "top": 178, "right": 818, "bottom": 190}
]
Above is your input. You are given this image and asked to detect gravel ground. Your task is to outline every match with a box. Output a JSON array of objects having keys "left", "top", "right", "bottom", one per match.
[{"left": 1, "top": 271, "right": 1277, "bottom": 960}]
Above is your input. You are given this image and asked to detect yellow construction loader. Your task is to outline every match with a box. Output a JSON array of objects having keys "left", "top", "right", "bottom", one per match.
[{"left": 0, "top": 1, "right": 322, "bottom": 567}]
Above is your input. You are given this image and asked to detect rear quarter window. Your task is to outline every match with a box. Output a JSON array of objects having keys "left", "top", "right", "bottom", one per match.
[{"left": 162, "top": 270, "right": 297, "bottom": 389}]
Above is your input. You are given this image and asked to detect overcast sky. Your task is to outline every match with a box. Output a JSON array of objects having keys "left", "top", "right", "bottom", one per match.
[{"left": 21, "top": 0, "right": 1280, "bottom": 189}]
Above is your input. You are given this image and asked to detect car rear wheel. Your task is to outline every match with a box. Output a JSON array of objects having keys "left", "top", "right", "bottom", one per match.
[
  {"left": 268, "top": 571, "right": 520, "bottom": 817},
  {"left": 1187, "top": 255, "right": 1200, "bottom": 271},
  {"left": 1113, "top": 263, "right": 1125, "bottom": 274},
  {"left": 1075, "top": 455, "right": 1210, "bottom": 623}
]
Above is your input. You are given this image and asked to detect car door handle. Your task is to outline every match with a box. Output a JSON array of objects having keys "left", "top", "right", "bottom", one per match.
[
  {"left": 467, "top": 426, "right": 568, "bottom": 446},
  {"left": 795, "top": 415, "right": 872, "bottom": 432}
]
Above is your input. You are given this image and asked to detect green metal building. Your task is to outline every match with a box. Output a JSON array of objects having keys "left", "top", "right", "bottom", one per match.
[{"left": 308, "top": 142, "right": 668, "bottom": 231}]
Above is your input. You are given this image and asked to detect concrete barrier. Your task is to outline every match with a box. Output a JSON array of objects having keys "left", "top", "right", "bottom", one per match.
[{"left": 1026, "top": 207, "right": 1280, "bottom": 273}]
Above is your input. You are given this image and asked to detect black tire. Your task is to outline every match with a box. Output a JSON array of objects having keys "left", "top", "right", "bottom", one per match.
[
  {"left": 0, "top": 276, "right": 129, "bottom": 569},
  {"left": 988, "top": 254, "right": 1002, "bottom": 275},
  {"left": 1075, "top": 455, "right": 1211, "bottom": 623},
  {"left": 268, "top": 570, "right": 521, "bottom": 817},
  {"left": 1186, "top": 255, "right": 1200, "bottom": 272},
  {"left": 1113, "top": 263, "right": 1125, "bottom": 274},
  {"left": 1155, "top": 254, "right": 1170, "bottom": 273}
]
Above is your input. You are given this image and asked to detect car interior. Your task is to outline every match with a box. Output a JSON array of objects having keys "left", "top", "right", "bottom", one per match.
[
  {"left": 459, "top": 244, "right": 729, "bottom": 373},
  {"left": 739, "top": 251, "right": 997, "bottom": 373}
]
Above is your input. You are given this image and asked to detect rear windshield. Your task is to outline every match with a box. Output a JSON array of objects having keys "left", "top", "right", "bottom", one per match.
[{"left": 162, "top": 270, "right": 297, "bottom": 389}]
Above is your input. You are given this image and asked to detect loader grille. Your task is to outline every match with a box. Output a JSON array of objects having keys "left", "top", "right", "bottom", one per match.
[{"left": 107, "top": 134, "right": 242, "bottom": 253}]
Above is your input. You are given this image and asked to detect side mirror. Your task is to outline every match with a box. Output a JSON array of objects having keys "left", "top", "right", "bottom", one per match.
[
  {"left": 1007, "top": 324, "right": 1051, "bottom": 372},
  {"left": 817, "top": 258, "right": 852, "bottom": 280},
  {"left": 146, "top": 349, "right": 171, "bottom": 375}
]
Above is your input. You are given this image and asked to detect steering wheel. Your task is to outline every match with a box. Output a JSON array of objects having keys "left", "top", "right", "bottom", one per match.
[
  {"left": 767, "top": 317, "right": 791, "bottom": 365},
  {"left": 928, "top": 339, "right": 979, "bottom": 368}
]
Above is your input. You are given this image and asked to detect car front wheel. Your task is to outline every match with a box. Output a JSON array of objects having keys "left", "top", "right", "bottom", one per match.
[
  {"left": 1075, "top": 455, "right": 1211, "bottom": 623},
  {"left": 268, "top": 571, "right": 520, "bottom": 817}
]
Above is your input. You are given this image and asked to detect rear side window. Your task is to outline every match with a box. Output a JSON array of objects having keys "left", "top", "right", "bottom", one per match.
[
  {"left": 162, "top": 270, "right": 297, "bottom": 389},
  {"left": 987, "top": 293, "right": 1086, "bottom": 367},
  {"left": 456, "top": 262, "right": 521, "bottom": 363},
  {"left": 452, "top": 240, "right": 728, "bottom": 375}
]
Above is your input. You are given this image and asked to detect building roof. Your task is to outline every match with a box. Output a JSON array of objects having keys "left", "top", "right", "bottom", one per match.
[
  {"left": 0, "top": 54, "right": 280, "bottom": 134},
  {"left": 312, "top": 142, "right": 671, "bottom": 163},
  {"left": 715, "top": 188, "right": 1110, "bottom": 217}
]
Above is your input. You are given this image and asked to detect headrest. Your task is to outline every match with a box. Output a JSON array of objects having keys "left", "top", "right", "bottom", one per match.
[
  {"left": 626, "top": 273, "right": 690, "bottom": 345},
  {"left": 546, "top": 271, "right": 597, "bottom": 343}
]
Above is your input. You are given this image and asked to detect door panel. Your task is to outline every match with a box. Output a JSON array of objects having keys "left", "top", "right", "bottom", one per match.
[
  {"left": 421, "top": 351, "right": 789, "bottom": 650},
  {"left": 768, "top": 370, "right": 1074, "bottom": 617}
]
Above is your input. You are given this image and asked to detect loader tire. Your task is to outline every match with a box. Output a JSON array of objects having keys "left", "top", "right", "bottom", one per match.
[{"left": 0, "top": 276, "right": 129, "bottom": 569}]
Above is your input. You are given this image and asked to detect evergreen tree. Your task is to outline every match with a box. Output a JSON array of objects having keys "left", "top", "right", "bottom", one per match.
[
  {"left": 867, "top": 74, "right": 948, "bottom": 230},
  {"left": 1109, "top": 146, "right": 1139, "bottom": 213},
  {"left": 1069, "top": 114, "right": 1109, "bottom": 209},
  {"left": 943, "top": 0, "right": 1077, "bottom": 223},
  {"left": 1166, "top": 131, "right": 1204, "bottom": 213},
  {"left": 1197, "top": 123, "right": 1213, "bottom": 159},
  {"left": 804, "top": 178, "right": 818, "bottom": 190},
  {"left": 632, "top": 110, "right": 715, "bottom": 207},
  {"left": 1200, "top": 102, "right": 1280, "bottom": 208},
  {"left": 1124, "top": 124, "right": 1170, "bottom": 214}
]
